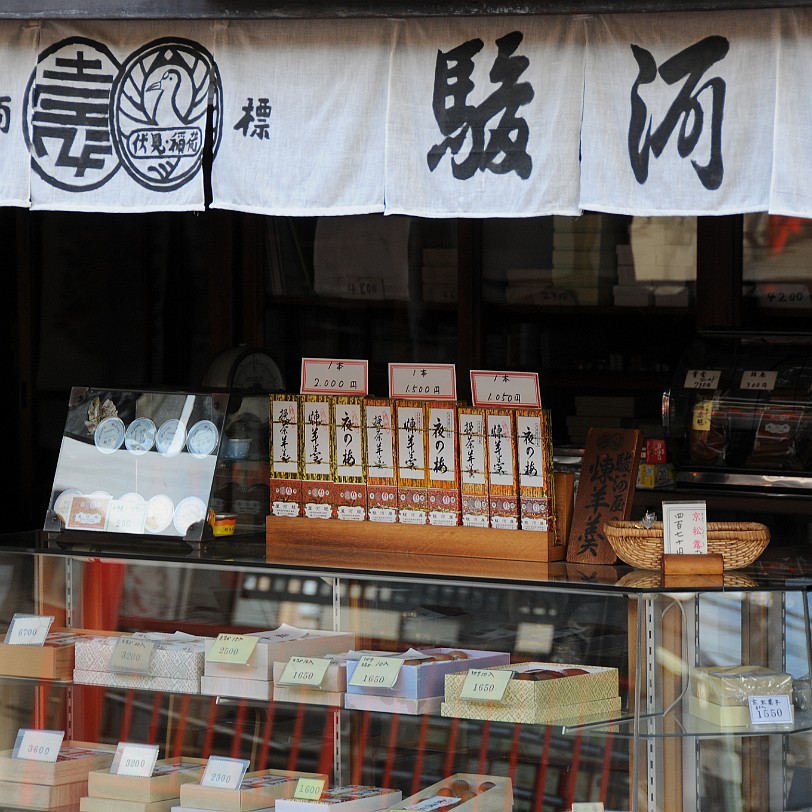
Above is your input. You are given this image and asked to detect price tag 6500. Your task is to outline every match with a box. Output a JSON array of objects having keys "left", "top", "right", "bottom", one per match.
[
  {"left": 206, "top": 634, "right": 259, "bottom": 665},
  {"left": 279, "top": 656, "right": 331, "bottom": 687},
  {"left": 349, "top": 655, "right": 402, "bottom": 689},
  {"left": 748, "top": 695, "right": 794, "bottom": 725},
  {"left": 460, "top": 669, "right": 513, "bottom": 702},
  {"left": 110, "top": 637, "right": 156, "bottom": 674},
  {"left": 111, "top": 742, "right": 160, "bottom": 777},
  {"left": 201, "top": 756, "right": 250, "bottom": 789},
  {"left": 294, "top": 777, "right": 327, "bottom": 800},
  {"left": 13, "top": 729, "right": 64, "bottom": 762}
]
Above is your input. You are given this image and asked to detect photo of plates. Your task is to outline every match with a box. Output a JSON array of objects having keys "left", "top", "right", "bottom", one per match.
[
  {"left": 125, "top": 417, "right": 157, "bottom": 455},
  {"left": 173, "top": 496, "right": 207, "bottom": 535},
  {"left": 155, "top": 418, "right": 186, "bottom": 457},
  {"left": 185, "top": 419, "right": 220, "bottom": 458},
  {"left": 94, "top": 416, "right": 125, "bottom": 454},
  {"left": 145, "top": 494, "right": 174, "bottom": 534}
]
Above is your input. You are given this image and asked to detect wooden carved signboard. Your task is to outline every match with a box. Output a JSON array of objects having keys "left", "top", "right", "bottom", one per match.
[{"left": 566, "top": 427, "right": 643, "bottom": 564}]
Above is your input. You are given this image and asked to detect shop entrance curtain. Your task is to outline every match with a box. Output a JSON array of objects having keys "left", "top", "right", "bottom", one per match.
[{"left": 2, "top": 11, "right": 812, "bottom": 216}]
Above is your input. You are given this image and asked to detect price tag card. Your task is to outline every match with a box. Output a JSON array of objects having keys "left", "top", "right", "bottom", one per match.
[
  {"left": 294, "top": 776, "right": 327, "bottom": 800},
  {"left": 206, "top": 634, "right": 259, "bottom": 665},
  {"left": 301, "top": 358, "right": 369, "bottom": 396},
  {"left": 459, "top": 668, "right": 513, "bottom": 702},
  {"left": 107, "top": 499, "right": 148, "bottom": 534},
  {"left": 754, "top": 283, "right": 811, "bottom": 309},
  {"left": 740, "top": 370, "right": 778, "bottom": 392},
  {"left": 111, "top": 742, "right": 160, "bottom": 777},
  {"left": 338, "top": 275, "right": 386, "bottom": 301},
  {"left": 570, "top": 804, "right": 604, "bottom": 812},
  {"left": 12, "top": 729, "right": 64, "bottom": 762},
  {"left": 4, "top": 613, "right": 54, "bottom": 646},
  {"left": 748, "top": 695, "right": 794, "bottom": 725},
  {"left": 278, "top": 656, "right": 332, "bottom": 687},
  {"left": 109, "top": 637, "right": 156, "bottom": 674},
  {"left": 348, "top": 655, "right": 402, "bottom": 689},
  {"left": 388, "top": 363, "right": 457, "bottom": 401},
  {"left": 470, "top": 370, "right": 541, "bottom": 408},
  {"left": 662, "top": 501, "right": 707, "bottom": 555},
  {"left": 684, "top": 369, "right": 721, "bottom": 390},
  {"left": 200, "top": 756, "right": 250, "bottom": 790}
]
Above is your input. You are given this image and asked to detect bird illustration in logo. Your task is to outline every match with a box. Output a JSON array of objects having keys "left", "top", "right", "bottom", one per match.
[{"left": 146, "top": 68, "right": 186, "bottom": 128}]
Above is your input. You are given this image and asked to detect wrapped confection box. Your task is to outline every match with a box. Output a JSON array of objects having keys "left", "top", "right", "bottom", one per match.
[
  {"left": 442, "top": 662, "right": 621, "bottom": 725},
  {"left": 0, "top": 630, "right": 112, "bottom": 681},
  {"left": 180, "top": 769, "right": 327, "bottom": 812},
  {"left": 74, "top": 633, "right": 206, "bottom": 694},
  {"left": 389, "top": 773, "right": 512, "bottom": 812},
  {"left": 86, "top": 757, "right": 206, "bottom": 803},
  {"left": 275, "top": 785, "right": 402, "bottom": 812}
]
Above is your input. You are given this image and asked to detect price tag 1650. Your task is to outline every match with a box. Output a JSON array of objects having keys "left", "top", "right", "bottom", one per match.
[
  {"left": 460, "top": 668, "right": 513, "bottom": 702},
  {"left": 348, "top": 656, "right": 402, "bottom": 689},
  {"left": 278, "top": 656, "right": 331, "bottom": 687},
  {"left": 206, "top": 634, "right": 259, "bottom": 665}
]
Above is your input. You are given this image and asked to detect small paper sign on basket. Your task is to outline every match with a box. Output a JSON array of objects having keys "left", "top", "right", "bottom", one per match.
[{"left": 662, "top": 501, "right": 707, "bottom": 555}]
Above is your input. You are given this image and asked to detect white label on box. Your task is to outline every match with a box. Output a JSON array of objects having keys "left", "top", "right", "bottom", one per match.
[
  {"left": 294, "top": 777, "right": 327, "bottom": 800},
  {"left": 349, "top": 655, "right": 402, "bottom": 688},
  {"left": 570, "top": 804, "right": 604, "bottom": 812},
  {"left": 111, "top": 742, "right": 160, "bottom": 777},
  {"left": 207, "top": 633, "right": 259, "bottom": 664},
  {"left": 748, "top": 695, "right": 794, "bottom": 725},
  {"left": 107, "top": 499, "right": 148, "bottom": 534},
  {"left": 109, "top": 637, "right": 156, "bottom": 674},
  {"left": 389, "top": 363, "right": 457, "bottom": 400},
  {"left": 13, "top": 729, "right": 64, "bottom": 762},
  {"left": 662, "top": 501, "right": 707, "bottom": 555},
  {"left": 754, "top": 283, "right": 811, "bottom": 309},
  {"left": 5, "top": 613, "right": 54, "bottom": 646},
  {"left": 278, "top": 656, "right": 332, "bottom": 687},
  {"left": 684, "top": 369, "right": 721, "bottom": 390},
  {"left": 470, "top": 370, "right": 542, "bottom": 408},
  {"left": 740, "top": 370, "right": 778, "bottom": 392},
  {"left": 301, "top": 358, "right": 369, "bottom": 395},
  {"left": 460, "top": 668, "right": 513, "bottom": 702},
  {"left": 338, "top": 276, "right": 386, "bottom": 301},
  {"left": 201, "top": 756, "right": 250, "bottom": 789}
]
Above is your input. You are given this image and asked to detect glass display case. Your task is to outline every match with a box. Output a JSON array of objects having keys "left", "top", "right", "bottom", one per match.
[{"left": 0, "top": 529, "right": 809, "bottom": 812}]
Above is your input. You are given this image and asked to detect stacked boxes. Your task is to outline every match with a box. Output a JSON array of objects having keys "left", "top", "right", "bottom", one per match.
[{"left": 0, "top": 630, "right": 102, "bottom": 681}]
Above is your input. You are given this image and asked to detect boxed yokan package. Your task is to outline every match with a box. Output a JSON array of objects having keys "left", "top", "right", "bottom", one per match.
[
  {"left": 458, "top": 407, "right": 489, "bottom": 528},
  {"left": 389, "top": 773, "right": 512, "bottom": 812},
  {"left": 0, "top": 740, "right": 116, "bottom": 785},
  {"left": 81, "top": 795, "right": 179, "bottom": 812},
  {"left": 442, "top": 662, "right": 621, "bottom": 725},
  {"left": 87, "top": 757, "right": 206, "bottom": 803},
  {"left": 270, "top": 394, "right": 303, "bottom": 518},
  {"left": 0, "top": 629, "right": 108, "bottom": 681},
  {"left": 514, "top": 409, "right": 555, "bottom": 535},
  {"left": 425, "top": 402, "right": 460, "bottom": 527},
  {"left": 395, "top": 400, "right": 428, "bottom": 525},
  {"left": 203, "top": 625, "right": 356, "bottom": 682},
  {"left": 343, "top": 693, "right": 444, "bottom": 715},
  {"left": 74, "top": 632, "right": 206, "bottom": 695},
  {"left": 275, "top": 785, "right": 402, "bottom": 812},
  {"left": 332, "top": 395, "right": 367, "bottom": 521},
  {"left": 486, "top": 410, "right": 519, "bottom": 531},
  {"left": 345, "top": 648, "right": 509, "bottom": 700},
  {"left": 181, "top": 768, "right": 325, "bottom": 812},
  {"left": 301, "top": 396, "right": 337, "bottom": 519},
  {"left": 364, "top": 399, "right": 398, "bottom": 523}
]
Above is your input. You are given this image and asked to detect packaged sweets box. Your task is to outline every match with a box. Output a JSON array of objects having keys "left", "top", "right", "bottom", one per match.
[
  {"left": 87, "top": 757, "right": 206, "bottom": 802},
  {"left": 0, "top": 740, "right": 116, "bottom": 784},
  {"left": 275, "top": 785, "right": 402, "bottom": 812},
  {"left": 389, "top": 773, "right": 512, "bottom": 812},
  {"left": 442, "top": 662, "right": 620, "bottom": 725},
  {"left": 0, "top": 629, "right": 110, "bottom": 681},
  {"left": 345, "top": 648, "right": 510, "bottom": 700}
]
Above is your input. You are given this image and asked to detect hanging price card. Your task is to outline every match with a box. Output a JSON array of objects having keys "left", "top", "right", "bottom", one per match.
[
  {"left": 200, "top": 756, "right": 250, "bottom": 789},
  {"left": 301, "top": 358, "right": 369, "bottom": 395},
  {"left": 206, "top": 634, "right": 259, "bottom": 665},
  {"left": 740, "top": 370, "right": 778, "bottom": 392},
  {"left": 388, "top": 363, "right": 457, "bottom": 401},
  {"left": 111, "top": 742, "right": 160, "bottom": 777},
  {"left": 684, "top": 369, "right": 721, "bottom": 390},
  {"left": 459, "top": 668, "right": 513, "bottom": 702},
  {"left": 294, "top": 777, "right": 327, "bottom": 800},
  {"left": 4, "top": 613, "right": 54, "bottom": 646},
  {"left": 470, "top": 370, "right": 541, "bottom": 408},
  {"left": 278, "top": 656, "right": 331, "bottom": 687},
  {"left": 109, "top": 637, "right": 156, "bottom": 674},
  {"left": 348, "top": 655, "right": 402, "bottom": 688},
  {"left": 12, "top": 729, "right": 64, "bottom": 762},
  {"left": 748, "top": 695, "right": 794, "bottom": 725}
]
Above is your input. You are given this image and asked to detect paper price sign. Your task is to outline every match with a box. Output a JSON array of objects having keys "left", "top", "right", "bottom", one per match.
[
  {"left": 748, "top": 695, "right": 794, "bottom": 725},
  {"left": 570, "top": 804, "right": 604, "bottom": 812},
  {"left": 460, "top": 668, "right": 513, "bottom": 702},
  {"left": 111, "top": 742, "right": 160, "bottom": 777},
  {"left": 278, "top": 656, "right": 331, "bottom": 687},
  {"left": 684, "top": 369, "right": 721, "bottom": 390},
  {"left": 662, "top": 501, "right": 707, "bottom": 556},
  {"left": 294, "top": 777, "right": 326, "bottom": 800},
  {"left": 301, "top": 358, "right": 369, "bottom": 395},
  {"left": 470, "top": 370, "right": 541, "bottom": 409},
  {"left": 206, "top": 634, "right": 259, "bottom": 665},
  {"left": 388, "top": 363, "right": 457, "bottom": 401},
  {"left": 110, "top": 637, "right": 156, "bottom": 674},
  {"left": 348, "top": 655, "right": 402, "bottom": 689},
  {"left": 201, "top": 756, "right": 250, "bottom": 789},
  {"left": 740, "top": 370, "right": 778, "bottom": 392},
  {"left": 5, "top": 613, "right": 54, "bottom": 646},
  {"left": 107, "top": 499, "right": 147, "bottom": 534},
  {"left": 12, "top": 729, "right": 64, "bottom": 762}
]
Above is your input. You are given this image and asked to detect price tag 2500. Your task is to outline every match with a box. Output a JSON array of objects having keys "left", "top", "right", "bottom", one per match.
[
  {"left": 206, "top": 634, "right": 259, "bottom": 665},
  {"left": 460, "top": 669, "right": 513, "bottom": 702},
  {"left": 348, "top": 656, "right": 402, "bottom": 689}
]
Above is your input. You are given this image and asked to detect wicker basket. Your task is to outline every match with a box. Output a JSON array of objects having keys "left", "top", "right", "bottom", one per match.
[{"left": 604, "top": 521, "right": 769, "bottom": 571}]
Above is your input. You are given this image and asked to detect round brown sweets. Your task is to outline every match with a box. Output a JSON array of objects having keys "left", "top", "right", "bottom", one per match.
[
  {"left": 432, "top": 653, "right": 454, "bottom": 661},
  {"left": 450, "top": 780, "right": 470, "bottom": 796},
  {"left": 477, "top": 782, "right": 496, "bottom": 793},
  {"left": 526, "top": 669, "right": 563, "bottom": 680},
  {"left": 459, "top": 791, "right": 477, "bottom": 802},
  {"left": 437, "top": 788, "right": 454, "bottom": 797},
  {"left": 561, "top": 667, "right": 589, "bottom": 676},
  {"left": 447, "top": 651, "right": 469, "bottom": 660}
]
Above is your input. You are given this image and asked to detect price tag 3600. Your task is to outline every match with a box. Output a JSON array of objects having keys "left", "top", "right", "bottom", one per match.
[
  {"left": 348, "top": 656, "right": 402, "bottom": 689},
  {"left": 12, "top": 729, "right": 64, "bottom": 762},
  {"left": 460, "top": 668, "right": 513, "bottom": 702}
]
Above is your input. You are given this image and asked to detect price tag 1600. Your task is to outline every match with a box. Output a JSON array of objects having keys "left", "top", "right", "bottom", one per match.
[
  {"left": 460, "top": 669, "right": 513, "bottom": 702},
  {"left": 348, "top": 655, "right": 402, "bottom": 689},
  {"left": 294, "top": 777, "right": 326, "bottom": 800},
  {"left": 200, "top": 756, "right": 250, "bottom": 789},
  {"left": 111, "top": 742, "right": 160, "bottom": 777},
  {"left": 278, "top": 656, "right": 331, "bottom": 687},
  {"left": 206, "top": 634, "right": 259, "bottom": 665},
  {"left": 109, "top": 637, "right": 156, "bottom": 674},
  {"left": 12, "top": 728, "right": 64, "bottom": 762}
]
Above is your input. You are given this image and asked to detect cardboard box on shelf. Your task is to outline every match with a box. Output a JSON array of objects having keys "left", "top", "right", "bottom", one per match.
[
  {"left": 389, "top": 773, "right": 512, "bottom": 812},
  {"left": 87, "top": 758, "right": 206, "bottom": 803},
  {"left": 0, "top": 741, "right": 117, "bottom": 785},
  {"left": 687, "top": 695, "right": 752, "bottom": 728},
  {"left": 0, "top": 776, "right": 88, "bottom": 809},
  {"left": 692, "top": 665, "right": 793, "bottom": 706},
  {"left": 275, "top": 785, "right": 402, "bottom": 812},
  {"left": 0, "top": 630, "right": 103, "bottom": 681},
  {"left": 80, "top": 796, "right": 177, "bottom": 812},
  {"left": 200, "top": 674, "right": 272, "bottom": 701}
]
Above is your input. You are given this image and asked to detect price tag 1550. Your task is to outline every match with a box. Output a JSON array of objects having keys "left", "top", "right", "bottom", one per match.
[{"left": 748, "top": 695, "right": 794, "bottom": 726}]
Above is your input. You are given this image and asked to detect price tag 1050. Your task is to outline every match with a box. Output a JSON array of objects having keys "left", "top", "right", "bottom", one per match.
[
  {"left": 294, "top": 777, "right": 326, "bottom": 800},
  {"left": 4, "top": 614, "right": 54, "bottom": 646},
  {"left": 206, "top": 634, "right": 259, "bottom": 665},
  {"left": 748, "top": 695, "right": 794, "bottom": 725},
  {"left": 278, "top": 656, "right": 331, "bottom": 687},
  {"left": 459, "top": 668, "right": 513, "bottom": 702},
  {"left": 111, "top": 742, "right": 160, "bottom": 777},
  {"left": 200, "top": 756, "right": 250, "bottom": 789},
  {"left": 348, "top": 655, "right": 402, "bottom": 689},
  {"left": 12, "top": 729, "right": 64, "bottom": 762},
  {"left": 109, "top": 637, "right": 156, "bottom": 674}
]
